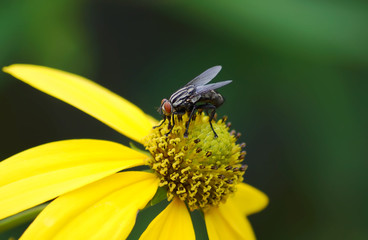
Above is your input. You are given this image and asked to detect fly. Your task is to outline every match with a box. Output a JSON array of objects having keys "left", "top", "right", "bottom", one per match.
[{"left": 155, "top": 65, "right": 232, "bottom": 138}]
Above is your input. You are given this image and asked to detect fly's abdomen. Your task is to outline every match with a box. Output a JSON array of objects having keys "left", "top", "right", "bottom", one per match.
[{"left": 199, "top": 90, "right": 224, "bottom": 107}]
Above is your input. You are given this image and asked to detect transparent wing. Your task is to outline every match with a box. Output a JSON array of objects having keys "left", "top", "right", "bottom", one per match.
[
  {"left": 194, "top": 80, "right": 232, "bottom": 94},
  {"left": 185, "top": 66, "right": 222, "bottom": 87}
]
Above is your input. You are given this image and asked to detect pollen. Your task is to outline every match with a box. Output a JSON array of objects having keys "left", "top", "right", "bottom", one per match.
[{"left": 143, "top": 113, "right": 247, "bottom": 211}]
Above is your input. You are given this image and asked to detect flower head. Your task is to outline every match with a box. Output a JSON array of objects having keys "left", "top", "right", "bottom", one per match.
[
  {"left": 0, "top": 64, "right": 268, "bottom": 239},
  {"left": 145, "top": 113, "right": 246, "bottom": 212}
]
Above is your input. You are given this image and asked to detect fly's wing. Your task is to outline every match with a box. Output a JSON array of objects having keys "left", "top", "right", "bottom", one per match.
[
  {"left": 185, "top": 66, "right": 222, "bottom": 87},
  {"left": 194, "top": 80, "right": 232, "bottom": 95}
]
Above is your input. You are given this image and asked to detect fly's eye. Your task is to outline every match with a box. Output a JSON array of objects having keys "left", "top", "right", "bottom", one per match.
[
  {"left": 162, "top": 101, "right": 172, "bottom": 115},
  {"left": 161, "top": 98, "right": 167, "bottom": 105}
]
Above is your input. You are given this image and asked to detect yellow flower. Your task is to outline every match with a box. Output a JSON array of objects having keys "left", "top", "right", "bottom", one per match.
[{"left": 0, "top": 64, "right": 268, "bottom": 239}]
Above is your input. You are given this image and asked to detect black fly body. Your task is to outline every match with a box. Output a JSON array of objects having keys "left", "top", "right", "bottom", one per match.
[{"left": 155, "top": 66, "right": 232, "bottom": 138}]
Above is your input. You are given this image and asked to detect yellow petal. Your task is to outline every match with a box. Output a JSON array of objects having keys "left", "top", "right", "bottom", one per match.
[
  {"left": 140, "top": 198, "right": 195, "bottom": 240},
  {"left": 204, "top": 197, "right": 256, "bottom": 240},
  {"left": 145, "top": 113, "right": 159, "bottom": 127},
  {"left": 3, "top": 64, "right": 152, "bottom": 143},
  {"left": 233, "top": 183, "right": 269, "bottom": 216},
  {"left": 0, "top": 139, "right": 147, "bottom": 220},
  {"left": 20, "top": 172, "right": 159, "bottom": 240}
]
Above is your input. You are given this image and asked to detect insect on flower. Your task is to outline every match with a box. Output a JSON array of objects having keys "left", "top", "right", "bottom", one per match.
[
  {"left": 1, "top": 64, "right": 268, "bottom": 240},
  {"left": 155, "top": 65, "right": 232, "bottom": 138}
]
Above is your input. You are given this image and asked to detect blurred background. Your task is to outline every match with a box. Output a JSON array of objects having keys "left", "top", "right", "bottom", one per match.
[{"left": 0, "top": 0, "right": 367, "bottom": 239}]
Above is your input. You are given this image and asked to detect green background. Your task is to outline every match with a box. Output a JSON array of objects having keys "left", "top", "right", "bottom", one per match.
[{"left": 1, "top": 0, "right": 367, "bottom": 239}]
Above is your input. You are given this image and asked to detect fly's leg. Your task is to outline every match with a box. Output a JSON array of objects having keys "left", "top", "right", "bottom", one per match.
[
  {"left": 206, "top": 105, "right": 218, "bottom": 138},
  {"left": 184, "top": 106, "right": 198, "bottom": 138},
  {"left": 166, "top": 114, "right": 175, "bottom": 136},
  {"left": 153, "top": 116, "right": 166, "bottom": 129},
  {"left": 167, "top": 116, "right": 172, "bottom": 130},
  {"left": 194, "top": 104, "right": 218, "bottom": 138},
  {"left": 165, "top": 112, "right": 185, "bottom": 136}
]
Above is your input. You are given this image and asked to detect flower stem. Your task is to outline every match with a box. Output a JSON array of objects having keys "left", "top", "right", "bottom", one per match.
[{"left": 0, "top": 203, "right": 48, "bottom": 233}]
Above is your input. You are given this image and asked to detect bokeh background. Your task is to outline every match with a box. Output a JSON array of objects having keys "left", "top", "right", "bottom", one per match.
[{"left": 1, "top": 0, "right": 367, "bottom": 239}]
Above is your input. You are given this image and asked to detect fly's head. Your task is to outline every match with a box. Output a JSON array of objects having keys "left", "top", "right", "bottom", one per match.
[{"left": 159, "top": 98, "right": 172, "bottom": 116}]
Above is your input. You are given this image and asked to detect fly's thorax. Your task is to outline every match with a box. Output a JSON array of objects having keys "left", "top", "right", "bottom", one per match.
[
  {"left": 169, "top": 85, "right": 196, "bottom": 108},
  {"left": 143, "top": 113, "right": 247, "bottom": 211}
]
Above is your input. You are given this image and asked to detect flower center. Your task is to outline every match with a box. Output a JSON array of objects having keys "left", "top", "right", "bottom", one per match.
[{"left": 143, "top": 113, "right": 247, "bottom": 211}]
